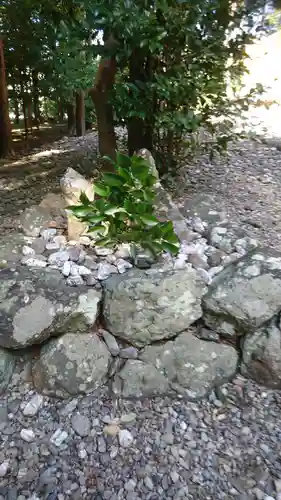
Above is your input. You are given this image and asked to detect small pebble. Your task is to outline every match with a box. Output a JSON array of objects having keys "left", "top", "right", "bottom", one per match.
[
  {"left": 118, "top": 429, "right": 134, "bottom": 448},
  {"left": 20, "top": 428, "right": 35, "bottom": 442}
]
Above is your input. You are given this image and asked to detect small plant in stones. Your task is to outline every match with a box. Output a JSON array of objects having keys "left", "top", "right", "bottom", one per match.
[{"left": 68, "top": 152, "right": 180, "bottom": 260}]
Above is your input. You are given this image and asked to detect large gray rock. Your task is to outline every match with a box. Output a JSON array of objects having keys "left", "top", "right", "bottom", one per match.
[
  {"left": 203, "top": 248, "right": 281, "bottom": 338},
  {"left": 0, "top": 233, "right": 26, "bottom": 265},
  {"left": 33, "top": 332, "right": 110, "bottom": 398},
  {"left": 207, "top": 221, "right": 257, "bottom": 255},
  {"left": 0, "top": 348, "right": 15, "bottom": 394},
  {"left": 20, "top": 206, "right": 52, "bottom": 237},
  {"left": 0, "top": 266, "right": 101, "bottom": 349},
  {"left": 60, "top": 167, "right": 94, "bottom": 241},
  {"left": 241, "top": 319, "right": 281, "bottom": 388},
  {"left": 103, "top": 266, "right": 206, "bottom": 347},
  {"left": 182, "top": 193, "right": 227, "bottom": 226},
  {"left": 114, "top": 360, "right": 170, "bottom": 398},
  {"left": 115, "top": 331, "right": 238, "bottom": 399}
]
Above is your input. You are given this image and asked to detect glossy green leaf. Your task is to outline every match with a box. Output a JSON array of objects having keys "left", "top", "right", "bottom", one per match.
[
  {"left": 79, "top": 191, "right": 91, "bottom": 205},
  {"left": 87, "top": 215, "right": 104, "bottom": 223},
  {"left": 161, "top": 241, "right": 180, "bottom": 255},
  {"left": 93, "top": 183, "right": 110, "bottom": 197},
  {"left": 102, "top": 173, "right": 124, "bottom": 187},
  {"left": 87, "top": 224, "right": 106, "bottom": 234},
  {"left": 139, "top": 215, "right": 159, "bottom": 227},
  {"left": 68, "top": 205, "right": 93, "bottom": 217}
]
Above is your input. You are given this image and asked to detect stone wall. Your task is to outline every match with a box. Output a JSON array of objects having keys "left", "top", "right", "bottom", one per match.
[{"left": 1, "top": 168, "right": 281, "bottom": 400}]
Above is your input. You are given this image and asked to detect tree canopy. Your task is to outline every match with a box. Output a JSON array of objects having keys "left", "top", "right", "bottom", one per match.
[{"left": 0, "top": 0, "right": 280, "bottom": 161}]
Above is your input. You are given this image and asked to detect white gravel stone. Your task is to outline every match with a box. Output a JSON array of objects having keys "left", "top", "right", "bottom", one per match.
[
  {"left": 50, "top": 429, "right": 68, "bottom": 447},
  {"left": 66, "top": 275, "right": 84, "bottom": 286},
  {"left": 45, "top": 241, "right": 61, "bottom": 250},
  {"left": 95, "top": 247, "right": 114, "bottom": 257},
  {"left": 97, "top": 262, "right": 118, "bottom": 280},
  {"left": 48, "top": 250, "right": 69, "bottom": 266},
  {"left": 0, "top": 461, "right": 9, "bottom": 478},
  {"left": 20, "top": 428, "right": 35, "bottom": 442},
  {"left": 21, "top": 256, "right": 47, "bottom": 268},
  {"left": 116, "top": 258, "right": 133, "bottom": 274},
  {"left": 23, "top": 394, "right": 44, "bottom": 416},
  {"left": 118, "top": 429, "right": 134, "bottom": 448},
  {"left": 62, "top": 260, "right": 71, "bottom": 277},
  {"left": 173, "top": 253, "right": 187, "bottom": 270},
  {"left": 144, "top": 476, "right": 154, "bottom": 490},
  {"left": 115, "top": 244, "right": 131, "bottom": 259},
  {"left": 77, "top": 265, "right": 92, "bottom": 276},
  {"left": 22, "top": 245, "right": 35, "bottom": 256},
  {"left": 41, "top": 228, "right": 57, "bottom": 240}
]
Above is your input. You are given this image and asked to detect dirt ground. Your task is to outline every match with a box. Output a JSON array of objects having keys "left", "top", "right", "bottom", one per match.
[{"left": 1, "top": 120, "right": 281, "bottom": 252}]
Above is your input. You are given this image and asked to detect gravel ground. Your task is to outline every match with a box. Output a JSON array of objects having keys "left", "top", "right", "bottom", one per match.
[
  {"left": 1, "top": 114, "right": 281, "bottom": 500},
  {"left": 1, "top": 360, "right": 281, "bottom": 500}
]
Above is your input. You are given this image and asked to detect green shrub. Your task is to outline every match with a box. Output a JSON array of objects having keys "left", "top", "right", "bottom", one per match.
[{"left": 68, "top": 152, "right": 180, "bottom": 259}]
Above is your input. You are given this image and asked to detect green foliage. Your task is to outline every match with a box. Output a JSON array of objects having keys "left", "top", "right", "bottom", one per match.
[
  {"left": 87, "top": 0, "right": 267, "bottom": 168},
  {"left": 68, "top": 152, "right": 180, "bottom": 257}
]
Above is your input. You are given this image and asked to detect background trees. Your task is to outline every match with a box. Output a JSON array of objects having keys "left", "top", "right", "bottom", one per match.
[{"left": 0, "top": 0, "right": 280, "bottom": 163}]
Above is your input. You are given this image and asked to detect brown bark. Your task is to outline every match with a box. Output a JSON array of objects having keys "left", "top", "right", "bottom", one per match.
[
  {"left": 13, "top": 86, "right": 19, "bottom": 124},
  {"left": 27, "top": 98, "right": 33, "bottom": 133},
  {"left": 32, "top": 70, "right": 40, "bottom": 128},
  {"left": 0, "top": 39, "right": 12, "bottom": 157},
  {"left": 89, "top": 34, "right": 118, "bottom": 168},
  {"left": 67, "top": 102, "right": 75, "bottom": 135},
  {"left": 57, "top": 97, "right": 64, "bottom": 123},
  {"left": 75, "top": 90, "right": 85, "bottom": 136},
  {"left": 127, "top": 51, "right": 154, "bottom": 156}
]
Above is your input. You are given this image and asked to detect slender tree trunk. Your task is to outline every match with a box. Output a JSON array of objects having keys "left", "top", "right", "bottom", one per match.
[
  {"left": 89, "top": 34, "right": 118, "bottom": 168},
  {"left": 67, "top": 102, "right": 75, "bottom": 135},
  {"left": 27, "top": 97, "right": 33, "bottom": 134},
  {"left": 127, "top": 51, "right": 154, "bottom": 156},
  {"left": 75, "top": 90, "right": 85, "bottom": 136},
  {"left": 13, "top": 85, "right": 20, "bottom": 124},
  {"left": 21, "top": 83, "right": 29, "bottom": 140},
  {"left": 57, "top": 97, "right": 64, "bottom": 123},
  {"left": 32, "top": 70, "right": 40, "bottom": 128},
  {"left": 0, "top": 39, "right": 12, "bottom": 157}
]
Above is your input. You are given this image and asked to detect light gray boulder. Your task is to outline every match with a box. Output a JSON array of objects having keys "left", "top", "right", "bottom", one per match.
[
  {"left": 115, "top": 331, "right": 238, "bottom": 399},
  {"left": 182, "top": 193, "right": 227, "bottom": 227},
  {"left": 0, "top": 348, "right": 15, "bottom": 394},
  {"left": 203, "top": 247, "right": 281, "bottom": 338},
  {"left": 60, "top": 167, "right": 94, "bottom": 241},
  {"left": 33, "top": 332, "right": 110, "bottom": 398},
  {"left": 241, "top": 319, "right": 281, "bottom": 388},
  {"left": 0, "top": 266, "right": 101, "bottom": 349},
  {"left": 19, "top": 206, "right": 52, "bottom": 237},
  {"left": 113, "top": 360, "right": 170, "bottom": 398},
  {"left": 0, "top": 233, "right": 27, "bottom": 265},
  {"left": 103, "top": 266, "right": 207, "bottom": 347},
  {"left": 207, "top": 221, "right": 257, "bottom": 255}
]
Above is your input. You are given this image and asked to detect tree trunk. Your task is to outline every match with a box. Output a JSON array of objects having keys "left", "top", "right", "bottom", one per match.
[
  {"left": 75, "top": 90, "right": 85, "bottom": 136},
  {"left": 13, "top": 85, "right": 20, "bottom": 124},
  {"left": 21, "top": 85, "right": 29, "bottom": 140},
  {"left": 27, "top": 97, "right": 33, "bottom": 134},
  {"left": 128, "top": 117, "right": 153, "bottom": 156},
  {"left": 92, "top": 92, "right": 116, "bottom": 161},
  {"left": 67, "top": 102, "right": 75, "bottom": 135},
  {"left": 0, "top": 39, "right": 12, "bottom": 157},
  {"left": 32, "top": 70, "right": 40, "bottom": 128},
  {"left": 57, "top": 97, "right": 64, "bottom": 123},
  {"left": 127, "top": 51, "right": 154, "bottom": 156},
  {"left": 89, "top": 34, "right": 118, "bottom": 168}
]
